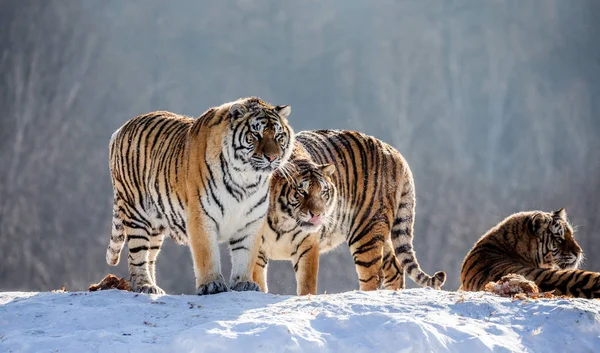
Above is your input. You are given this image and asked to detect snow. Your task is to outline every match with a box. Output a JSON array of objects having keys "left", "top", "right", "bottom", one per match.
[{"left": 1, "top": 289, "right": 599, "bottom": 353}]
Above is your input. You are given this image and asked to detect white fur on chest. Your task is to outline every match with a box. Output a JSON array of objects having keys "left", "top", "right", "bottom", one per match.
[{"left": 217, "top": 182, "right": 269, "bottom": 241}]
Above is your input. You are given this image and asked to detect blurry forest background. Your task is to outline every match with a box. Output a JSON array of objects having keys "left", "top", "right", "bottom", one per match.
[{"left": 1, "top": 0, "right": 599, "bottom": 294}]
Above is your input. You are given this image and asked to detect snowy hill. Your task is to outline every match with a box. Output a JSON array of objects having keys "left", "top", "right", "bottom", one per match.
[{"left": 1, "top": 289, "right": 599, "bottom": 352}]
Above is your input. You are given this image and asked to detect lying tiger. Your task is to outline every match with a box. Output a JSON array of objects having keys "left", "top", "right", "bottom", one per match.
[
  {"left": 460, "top": 209, "right": 600, "bottom": 298},
  {"left": 254, "top": 130, "right": 446, "bottom": 295}
]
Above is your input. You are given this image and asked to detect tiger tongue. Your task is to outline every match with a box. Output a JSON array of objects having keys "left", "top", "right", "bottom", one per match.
[{"left": 308, "top": 215, "right": 322, "bottom": 226}]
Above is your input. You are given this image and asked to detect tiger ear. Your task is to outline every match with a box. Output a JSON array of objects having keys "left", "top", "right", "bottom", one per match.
[
  {"left": 274, "top": 105, "right": 291, "bottom": 119},
  {"left": 320, "top": 164, "right": 335, "bottom": 178},
  {"left": 229, "top": 103, "right": 248, "bottom": 120},
  {"left": 554, "top": 208, "right": 567, "bottom": 221},
  {"left": 527, "top": 213, "right": 549, "bottom": 237}
]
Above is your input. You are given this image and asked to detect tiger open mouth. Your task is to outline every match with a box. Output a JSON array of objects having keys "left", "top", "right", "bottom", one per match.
[
  {"left": 298, "top": 222, "right": 321, "bottom": 231},
  {"left": 298, "top": 215, "right": 323, "bottom": 230}
]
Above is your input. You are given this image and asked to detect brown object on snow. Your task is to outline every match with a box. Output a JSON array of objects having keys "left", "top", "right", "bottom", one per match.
[
  {"left": 89, "top": 274, "right": 131, "bottom": 292},
  {"left": 52, "top": 286, "right": 67, "bottom": 293},
  {"left": 484, "top": 274, "right": 539, "bottom": 298}
]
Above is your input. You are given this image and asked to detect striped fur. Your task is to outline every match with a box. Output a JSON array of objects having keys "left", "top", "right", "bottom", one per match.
[
  {"left": 254, "top": 152, "right": 337, "bottom": 295},
  {"left": 254, "top": 130, "right": 446, "bottom": 295},
  {"left": 459, "top": 209, "right": 600, "bottom": 298},
  {"left": 106, "top": 97, "right": 294, "bottom": 295}
]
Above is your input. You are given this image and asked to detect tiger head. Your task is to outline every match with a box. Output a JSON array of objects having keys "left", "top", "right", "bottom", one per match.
[
  {"left": 527, "top": 208, "right": 583, "bottom": 270},
  {"left": 227, "top": 97, "right": 294, "bottom": 173},
  {"left": 269, "top": 159, "right": 337, "bottom": 233}
]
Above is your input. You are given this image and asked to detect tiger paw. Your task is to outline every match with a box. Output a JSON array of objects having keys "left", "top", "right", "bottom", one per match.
[
  {"left": 135, "top": 283, "right": 165, "bottom": 295},
  {"left": 197, "top": 279, "right": 229, "bottom": 295},
  {"left": 231, "top": 280, "right": 261, "bottom": 292}
]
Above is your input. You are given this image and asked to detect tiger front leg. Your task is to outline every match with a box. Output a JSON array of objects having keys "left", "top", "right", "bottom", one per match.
[
  {"left": 187, "top": 209, "right": 228, "bottom": 295},
  {"left": 252, "top": 248, "right": 269, "bottom": 293},
  {"left": 227, "top": 221, "right": 263, "bottom": 292},
  {"left": 292, "top": 234, "right": 320, "bottom": 295}
]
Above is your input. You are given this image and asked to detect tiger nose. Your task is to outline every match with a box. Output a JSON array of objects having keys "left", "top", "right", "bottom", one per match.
[{"left": 265, "top": 153, "right": 277, "bottom": 162}]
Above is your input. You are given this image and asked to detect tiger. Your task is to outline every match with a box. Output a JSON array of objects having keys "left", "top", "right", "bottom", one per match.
[
  {"left": 253, "top": 130, "right": 447, "bottom": 295},
  {"left": 105, "top": 97, "right": 294, "bottom": 295},
  {"left": 460, "top": 208, "right": 600, "bottom": 298}
]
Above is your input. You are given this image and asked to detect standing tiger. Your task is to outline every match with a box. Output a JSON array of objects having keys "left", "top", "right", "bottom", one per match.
[
  {"left": 254, "top": 130, "right": 446, "bottom": 295},
  {"left": 460, "top": 209, "right": 600, "bottom": 298},
  {"left": 105, "top": 97, "right": 294, "bottom": 295}
]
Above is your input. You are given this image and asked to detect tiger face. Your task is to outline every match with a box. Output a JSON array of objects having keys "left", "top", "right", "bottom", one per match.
[
  {"left": 529, "top": 208, "right": 583, "bottom": 270},
  {"left": 228, "top": 99, "right": 293, "bottom": 173},
  {"left": 271, "top": 160, "right": 336, "bottom": 233}
]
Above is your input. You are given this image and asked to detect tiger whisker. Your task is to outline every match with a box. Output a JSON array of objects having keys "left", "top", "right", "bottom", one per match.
[
  {"left": 278, "top": 164, "right": 292, "bottom": 184},
  {"left": 281, "top": 163, "right": 297, "bottom": 184}
]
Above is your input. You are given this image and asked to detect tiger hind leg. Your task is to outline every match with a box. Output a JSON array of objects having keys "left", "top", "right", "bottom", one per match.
[
  {"left": 126, "top": 224, "right": 165, "bottom": 294},
  {"left": 380, "top": 240, "right": 404, "bottom": 290},
  {"left": 147, "top": 228, "right": 165, "bottom": 288},
  {"left": 349, "top": 222, "right": 388, "bottom": 291}
]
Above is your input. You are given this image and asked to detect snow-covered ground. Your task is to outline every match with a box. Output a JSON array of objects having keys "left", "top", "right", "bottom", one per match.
[{"left": 1, "top": 288, "right": 599, "bottom": 353}]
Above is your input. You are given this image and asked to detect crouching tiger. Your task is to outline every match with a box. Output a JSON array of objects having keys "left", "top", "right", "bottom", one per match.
[
  {"left": 460, "top": 209, "right": 600, "bottom": 298},
  {"left": 253, "top": 130, "right": 446, "bottom": 295},
  {"left": 105, "top": 97, "right": 294, "bottom": 295}
]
